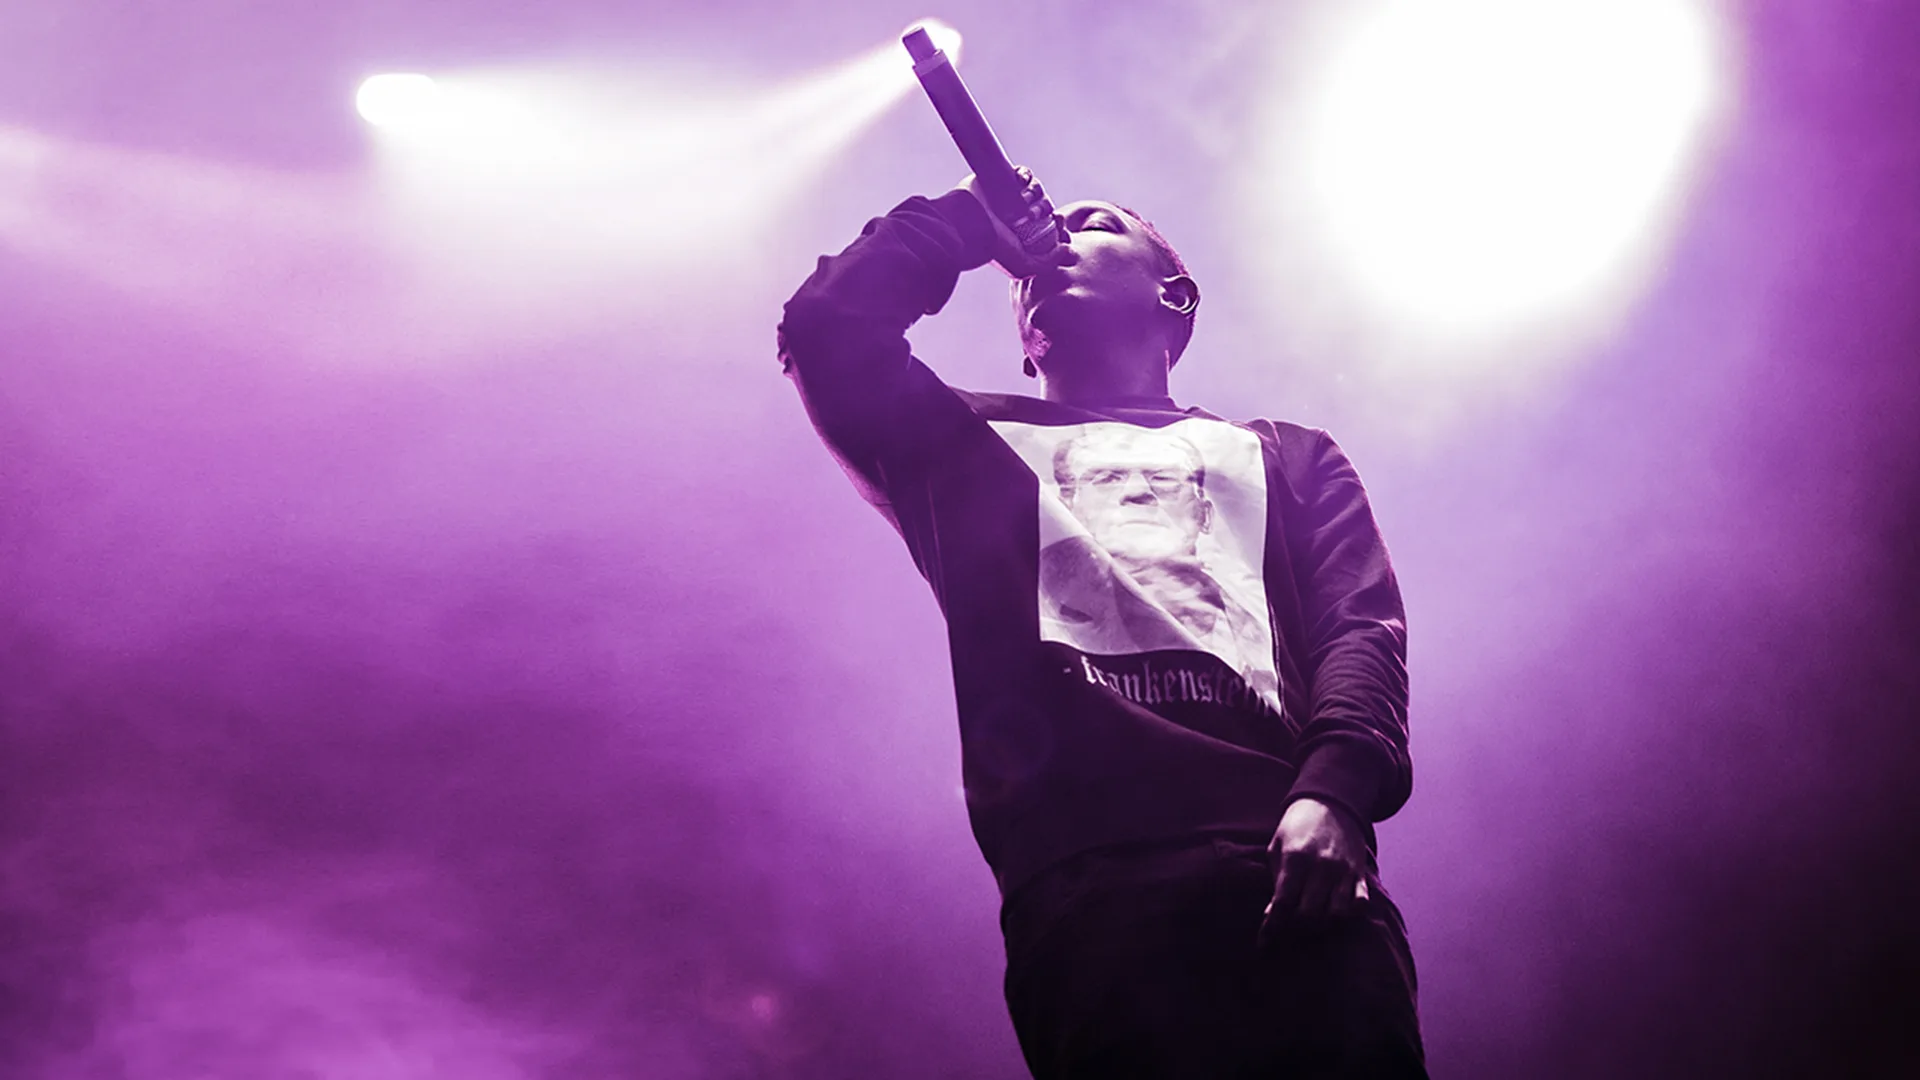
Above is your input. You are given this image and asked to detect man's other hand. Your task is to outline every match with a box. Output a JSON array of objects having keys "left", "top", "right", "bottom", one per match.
[
  {"left": 956, "top": 167, "right": 1070, "bottom": 278},
  {"left": 1259, "top": 797, "right": 1370, "bottom": 946}
]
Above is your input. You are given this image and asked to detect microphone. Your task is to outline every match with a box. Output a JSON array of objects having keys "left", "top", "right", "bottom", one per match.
[{"left": 901, "top": 26, "right": 1064, "bottom": 259}]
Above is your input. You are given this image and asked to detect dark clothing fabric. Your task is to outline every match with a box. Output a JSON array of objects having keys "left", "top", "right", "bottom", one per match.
[
  {"left": 1001, "top": 836, "right": 1427, "bottom": 1080},
  {"left": 780, "top": 191, "right": 1424, "bottom": 1077},
  {"left": 777, "top": 190, "right": 1412, "bottom": 898}
]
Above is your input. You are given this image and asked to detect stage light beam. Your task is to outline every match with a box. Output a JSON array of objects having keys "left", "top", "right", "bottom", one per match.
[
  {"left": 351, "top": 29, "right": 933, "bottom": 348},
  {"left": 356, "top": 74, "right": 446, "bottom": 130},
  {"left": 1266, "top": 0, "right": 1733, "bottom": 352}
]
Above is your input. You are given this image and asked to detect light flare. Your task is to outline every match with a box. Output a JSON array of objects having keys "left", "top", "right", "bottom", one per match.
[
  {"left": 0, "top": 31, "right": 936, "bottom": 361},
  {"left": 364, "top": 38, "right": 926, "bottom": 279},
  {"left": 1258, "top": 0, "right": 1735, "bottom": 358},
  {"left": 355, "top": 74, "right": 446, "bottom": 130}
]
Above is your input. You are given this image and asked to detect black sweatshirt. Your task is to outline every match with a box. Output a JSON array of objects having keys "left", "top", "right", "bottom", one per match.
[{"left": 778, "top": 191, "right": 1411, "bottom": 896}]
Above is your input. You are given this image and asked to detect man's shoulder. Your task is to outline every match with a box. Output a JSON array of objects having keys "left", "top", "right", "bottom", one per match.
[
  {"left": 1162, "top": 409, "right": 1333, "bottom": 462},
  {"left": 946, "top": 391, "right": 1335, "bottom": 454},
  {"left": 1231, "top": 415, "right": 1333, "bottom": 447},
  {"left": 952, "top": 388, "right": 1032, "bottom": 418},
  {"left": 953, "top": 390, "right": 1251, "bottom": 429},
  {"left": 951, "top": 389, "right": 1139, "bottom": 427},
  {"left": 1178, "top": 404, "right": 1313, "bottom": 435}
]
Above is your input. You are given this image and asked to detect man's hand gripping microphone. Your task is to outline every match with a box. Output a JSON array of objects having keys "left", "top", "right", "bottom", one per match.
[
  {"left": 902, "top": 27, "right": 1068, "bottom": 276},
  {"left": 960, "top": 167, "right": 1066, "bottom": 278}
]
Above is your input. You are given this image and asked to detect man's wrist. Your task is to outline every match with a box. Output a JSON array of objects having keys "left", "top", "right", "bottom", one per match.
[
  {"left": 1288, "top": 737, "right": 1388, "bottom": 827},
  {"left": 1283, "top": 793, "right": 1366, "bottom": 838},
  {"left": 928, "top": 188, "right": 1000, "bottom": 271}
]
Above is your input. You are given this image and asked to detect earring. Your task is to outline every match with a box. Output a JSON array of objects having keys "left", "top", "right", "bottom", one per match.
[{"left": 1022, "top": 356, "right": 1038, "bottom": 378}]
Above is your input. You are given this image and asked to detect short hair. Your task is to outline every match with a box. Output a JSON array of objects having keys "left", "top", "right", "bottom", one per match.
[
  {"left": 1118, "top": 206, "right": 1196, "bottom": 365},
  {"left": 1051, "top": 426, "right": 1207, "bottom": 500}
]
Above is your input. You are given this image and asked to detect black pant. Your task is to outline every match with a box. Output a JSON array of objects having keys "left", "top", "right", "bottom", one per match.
[{"left": 1001, "top": 836, "right": 1428, "bottom": 1080}]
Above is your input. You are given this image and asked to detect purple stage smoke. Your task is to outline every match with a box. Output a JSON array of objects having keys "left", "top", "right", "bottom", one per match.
[{"left": 0, "top": 1, "right": 1916, "bottom": 1078}]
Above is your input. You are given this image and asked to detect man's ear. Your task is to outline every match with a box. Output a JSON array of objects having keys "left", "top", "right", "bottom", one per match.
[{"left": 1160, "top": 274, "right": 1200, "bottom": 317}]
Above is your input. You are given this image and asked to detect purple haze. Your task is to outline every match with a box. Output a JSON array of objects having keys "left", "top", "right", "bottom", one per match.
[{"left": 2, "top": 1, "right": 1917, "bottom": 1078}]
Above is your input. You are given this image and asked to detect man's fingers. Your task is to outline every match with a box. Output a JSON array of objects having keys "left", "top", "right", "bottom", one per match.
[
  {"left": 1270, "top": 851, "right": 1308, "bottom": 913},
  {"left": 1327, "top": 873, "right": 1358, "bottom": 917},
  {"left": 1259, "top": 867, "right": 1289, "bottom": 949},
  {"left": 1014, "top": 165, "right": 1046, "bottom": 202},
  {"left": 1262, "top": 866, "right": 1329, "bottom": 950},
  {"left": 1257, "top": 902, "right": 1280, "bottom": 949},
  {"left": 1328, "top": 876, "right": 1371, "bottom": 919},
  {"left": 1296, "top": 862, "right": 1338, "bottom": 919},
  {"left": 1273, "top": 853, "right": 1369, "bottom": 919},
  {"left": 1263, "top": 866, "right": 1371, "bottom": 948}
]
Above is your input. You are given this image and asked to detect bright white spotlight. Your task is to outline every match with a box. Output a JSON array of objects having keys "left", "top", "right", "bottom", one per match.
[
  {"left": 907, "top": 18, "right": 964, "bottom": 64},
  {"left": 356, "top": 74, "right": 446, "bottom": 130},
  {"left": 1281, "top": 0, "right": 1730, "bottom": 343},
  {"left": 364, "top": 32, "right": 931, "bottom": 335}
]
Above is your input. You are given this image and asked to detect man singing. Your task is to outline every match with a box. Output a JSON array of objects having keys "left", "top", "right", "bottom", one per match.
[{"left": 777, "top": 170, "right": 1426, "bottom": 1078}]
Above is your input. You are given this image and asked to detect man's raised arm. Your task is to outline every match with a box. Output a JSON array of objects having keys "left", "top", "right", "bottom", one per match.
[
  {"left": 775, "top": 190, "right": 1003, "bottom": 502},
  {"left": 778, "top": 174, "right": 1063, "bottom": 503}
]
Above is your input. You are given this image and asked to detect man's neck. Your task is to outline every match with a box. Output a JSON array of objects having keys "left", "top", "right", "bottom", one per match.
[{"left": 1038, "top": 339, "right": 1173, "bottom": 408}]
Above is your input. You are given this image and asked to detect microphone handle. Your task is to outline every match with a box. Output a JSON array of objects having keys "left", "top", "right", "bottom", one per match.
[{"left": 902, "top": 29, "right": 1061, "bottom": 257}]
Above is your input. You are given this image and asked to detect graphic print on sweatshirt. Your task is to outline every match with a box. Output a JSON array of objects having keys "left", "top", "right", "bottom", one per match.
[{"left": 989, "top": 418, "right": 1281, "bottom": 715}]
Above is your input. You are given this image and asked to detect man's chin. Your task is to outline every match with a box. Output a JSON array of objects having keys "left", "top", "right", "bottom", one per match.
[
  {"left": 1026, "top": 287, "right": 1098, "bottom": 327},
  {"left": 1105, "top": 537, "right": 1190, "bottom": 566},
  {"left": 1025, "top": 294, "right": 1111, "bottom": 356}
]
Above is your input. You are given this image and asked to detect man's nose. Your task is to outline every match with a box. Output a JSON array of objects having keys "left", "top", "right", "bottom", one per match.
[{"left": 1119, "top": 473, "right": 1158, "bottom": 504}]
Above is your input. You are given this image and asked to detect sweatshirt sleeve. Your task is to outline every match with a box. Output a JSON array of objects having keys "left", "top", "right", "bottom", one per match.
[
  {"left": 776, "top": 190, "right": 1001, "bottom": 506},
  {"left": 1283, "top": 430, "right": 1413, "bottom": 826}
]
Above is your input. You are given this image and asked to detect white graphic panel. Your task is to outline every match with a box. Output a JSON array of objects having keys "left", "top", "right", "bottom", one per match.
[{"left": 991, "top": 418, "right": 1278, "bottom": 707}]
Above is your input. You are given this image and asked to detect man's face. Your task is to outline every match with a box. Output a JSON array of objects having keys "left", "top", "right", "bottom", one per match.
[
  {"left": 1015, "top": 201, "right": 1171, "bottom": 347},
  {"left": 1060, "top": 431, "right": 1212, "bottom": 564}
]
